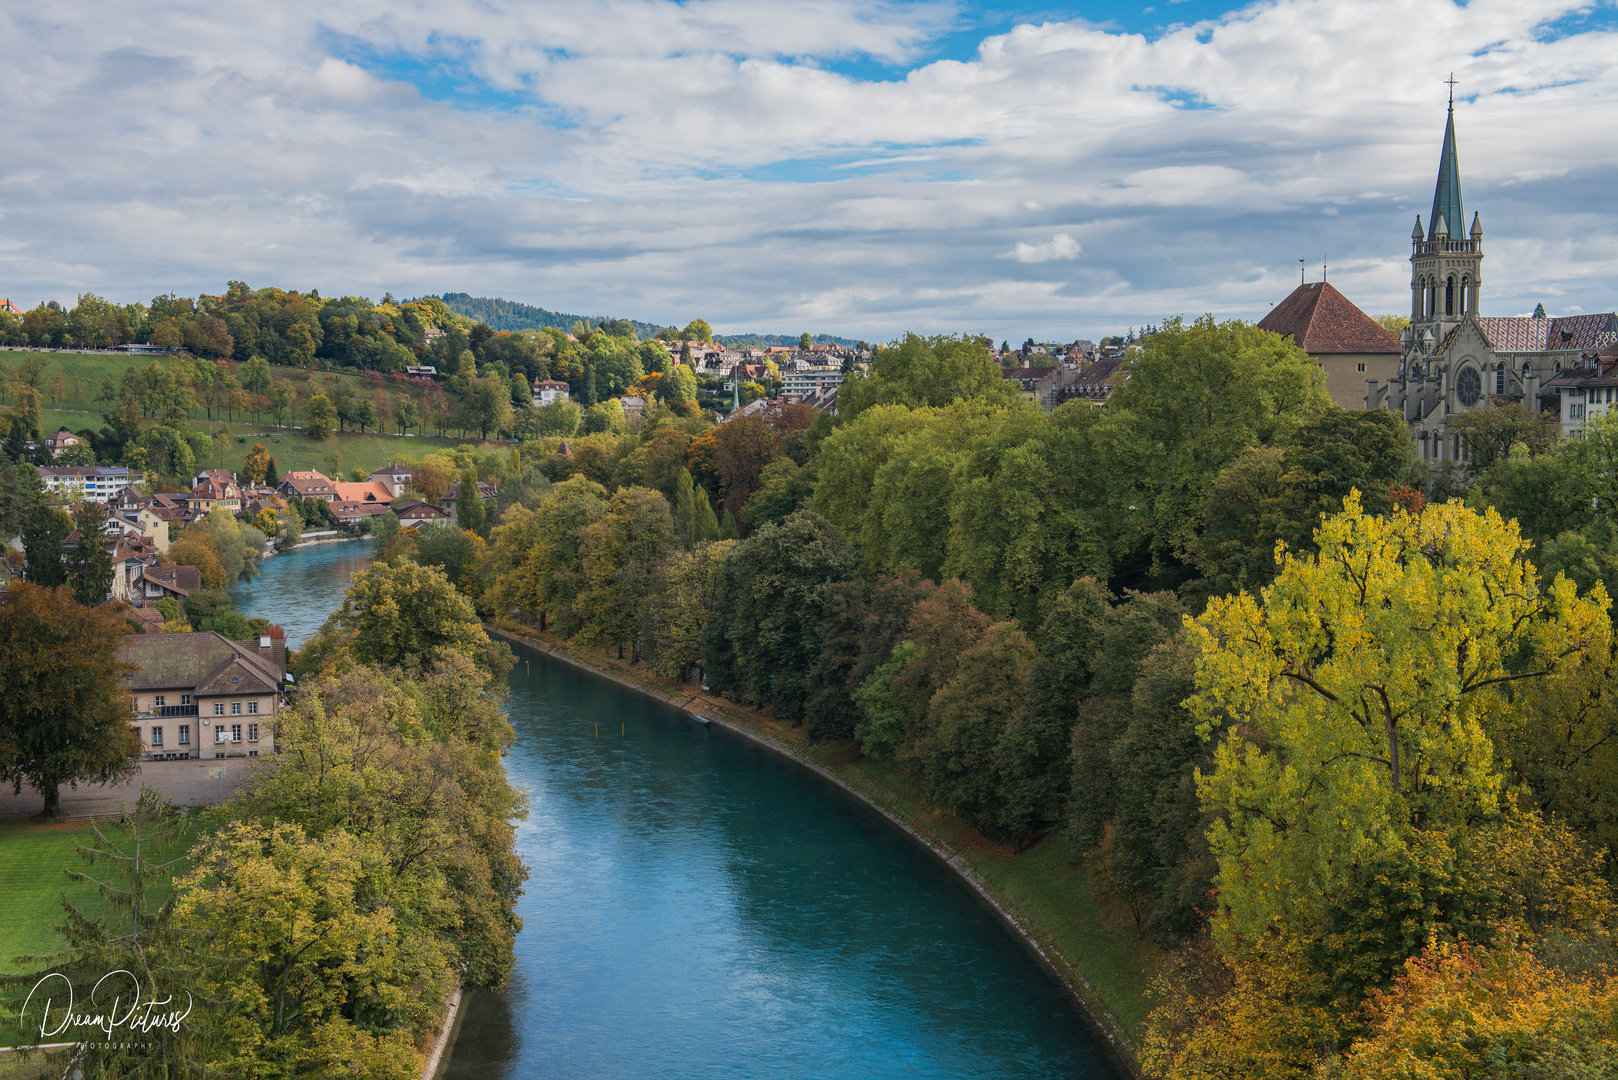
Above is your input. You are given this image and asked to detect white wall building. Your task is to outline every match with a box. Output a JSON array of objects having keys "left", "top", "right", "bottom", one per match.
[{"left": 39, "top": 465, "right": 142, "bottom": 504}]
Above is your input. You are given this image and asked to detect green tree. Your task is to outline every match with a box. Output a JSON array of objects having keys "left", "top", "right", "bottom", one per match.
[
  {"left": 467, "top": 374, "right": 515, "bottom": 439},
  {"left": 456, "top": 469, "right": 486, "bottom": 535},
  {"left": 65, "top": 501, "right": 114, "bottom": 605},
  {"left": 639, "top": 540, "right": 737, "bottom": 679},
  {"left": 305, "top": 392, "right": 338, "bottom": 438},
  {"left": 22, "top": 499, "right": 71, "bottom": 585},
  {"left": 0, "top": 584, "right": 140, "bottom": 816},
  {"left": 701, "top": 511, "right": 859, "bottom": 723},
  {"left": 682, "top": 318, "right": 713, "bottom": 343},
  {"left": 576, "top": 487, "right": 679, "bottom": 660},
  {"left": 3, "top": 788, "right": 199, "bottom": 1075},
  {"left": 838, "top": 333, "right": 1017, "bottom": 419},
  {"left": 322, "top": 560, "right": 501, "bottom": 674},
  {"left": 799, "top": 332, "right": 812, "bottom": 351},
  {"left": 528, "top": 477, "right": 609, "bottom": 635}
]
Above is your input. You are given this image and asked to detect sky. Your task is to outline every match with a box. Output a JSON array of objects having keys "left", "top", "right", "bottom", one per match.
[{"left": 2, "top": 0, "right": 1616, "bottom": 342}]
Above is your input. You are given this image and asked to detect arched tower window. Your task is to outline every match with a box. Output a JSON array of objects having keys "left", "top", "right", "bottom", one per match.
[
  {"left": 1446, "top": 276, "right": 1456, "bottom": 316},
  {"left": 1461, "top": 276, "right": 1471, "bottom": 314}
]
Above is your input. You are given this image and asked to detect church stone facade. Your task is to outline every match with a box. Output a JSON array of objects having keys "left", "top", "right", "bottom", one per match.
[{"left": 1365, "top": 95, "right": 1618, "bottom": 461}]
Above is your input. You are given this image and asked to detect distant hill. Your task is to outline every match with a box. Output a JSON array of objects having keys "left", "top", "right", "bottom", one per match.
[
  {"left": 429, "top": 292, "right": 860, "bottom": 348},
  {"left": 429, "top": 293, "right": 667, "bottom": 339}
]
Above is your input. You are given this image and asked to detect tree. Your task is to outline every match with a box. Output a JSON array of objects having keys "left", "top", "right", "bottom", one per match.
[
  {"left": 576, "top": 487, "right": 678, "bottom": 660},
  {"left": 21, "top": 500, "right": 71, "bottom": 585},
  {"left": 639, "top": 541, "right": 737, "bottom": 679},
  {"left": 1189, "top": 493, "right": 1611, "bottom": 973},
  {"left": 167, "top": 533, "right": 228, "bottom": 590},
  {"left": 65, "top": 501, "right": 114, "bottom": 605},
  {"left": 1449, "top": 399, "right": 1558, "bottom": 472},
  {"left": 2, "top": 788, "right": 200, "bottom": 1075},
  {"left": 674, "top": 467, "right": 720, "bottom": 546},
  {"left": 467, "top": 374, "right": 514, "bottom": 440},
  {"left": 925, "top": 621, "right": 1037, "bottom": 829},
  {"left": 682, "top": 318, "right": 713, "bottom": 343},
  {"left": 701, "top": 511, "right": 859, "bottom": 723},
  {"left": 327, "top": 560, "right": 499, "bottom": 673},
  {"left": 799, "top": 332, "right": 812, "bottom": 351},
  {"left": 838, "top": 333, "right": 1017, "bottom": 419},
  {"left": 413, "top": 462, "right": 449, "bottom": 503},
  {"left": 456, "top": 469, "right": 486, "bottom": 534},
  {"left": 0, "top": 584, "right": 140, "bottom": 816},
  {"left": 268, "top": 380, "right": 295, "bottom": 427},
  {"left": 305, "top": 392, "right": 338, "bottom": 438},
  {"left": 276, "top": 510, "right": 304, "bottom": 551},
  {"left": 243, "top": 441, "right": 272, "bottom": 484}
]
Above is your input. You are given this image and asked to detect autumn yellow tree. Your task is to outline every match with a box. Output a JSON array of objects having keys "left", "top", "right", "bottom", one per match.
[
  {"left": 1188, "top": 492, "right": 1611, "bottom": 955},
  {"left": 243, "top": 441, "right": 272, "bottom": 484}
]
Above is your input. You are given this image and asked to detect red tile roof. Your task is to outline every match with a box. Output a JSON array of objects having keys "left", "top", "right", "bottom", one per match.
[{"left": 1258, "top": 282, "right": 1401, "bottom": 355}]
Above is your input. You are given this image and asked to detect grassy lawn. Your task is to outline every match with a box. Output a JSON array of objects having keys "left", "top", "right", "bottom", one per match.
[
  {"left": 0, "top": 818, "right": 203, "bottom": 1049},
  {"left": 0, "top": 822, "right": 109, "bottom": 976},
  {"left": 498, "top": 622, "right": 1163, "bottom": 1054},
  {"left": 39, "top": 408, "right": 509, "bottom": 479}
]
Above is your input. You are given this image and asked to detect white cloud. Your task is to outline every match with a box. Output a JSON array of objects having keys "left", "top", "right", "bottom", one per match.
[
  {"left": 0, "top": 0, "right": 1615, "bottom": 340},
  {"left": 1004, "top": 233, "right": 1083, "bottom": 263}
]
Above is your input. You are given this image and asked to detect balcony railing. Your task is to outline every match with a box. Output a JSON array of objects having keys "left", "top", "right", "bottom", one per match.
[
  {"left": 1414, "top": 239, "right": 1481, "bottom": 256},
  {"left": 139, "top": 704, "right": 199, "bottom": 718}
]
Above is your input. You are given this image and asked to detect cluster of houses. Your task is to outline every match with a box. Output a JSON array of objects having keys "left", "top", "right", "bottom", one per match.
[{"left": 26, "top": 457, "right": 500, "bottom": 764}]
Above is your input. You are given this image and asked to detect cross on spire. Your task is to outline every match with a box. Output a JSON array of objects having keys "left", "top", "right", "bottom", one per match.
[{"left": 1445, "top": 72, "right": 1457, "bottom": 108}]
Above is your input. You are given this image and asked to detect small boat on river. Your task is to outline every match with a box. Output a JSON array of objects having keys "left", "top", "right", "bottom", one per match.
[{"left": 688, "top": 712, "right": 711, "bottom": 726}]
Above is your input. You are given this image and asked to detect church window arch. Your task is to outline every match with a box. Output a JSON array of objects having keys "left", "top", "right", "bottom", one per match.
[
  {"left": 1446, "top": 275, "right": 1456, "bottom": 316},
  {"left": 1461, "top": 276, "right": 1471, "bottom": 314}
]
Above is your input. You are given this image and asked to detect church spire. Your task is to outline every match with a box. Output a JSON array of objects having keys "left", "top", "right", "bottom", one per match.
[{"left": 1429, "top": 76, "right": 1465, "bottom": 242}]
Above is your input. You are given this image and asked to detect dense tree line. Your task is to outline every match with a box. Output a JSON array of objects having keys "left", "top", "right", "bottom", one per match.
[{"left": 411, "top": 319, "right": 1618, "bottom": 1075}]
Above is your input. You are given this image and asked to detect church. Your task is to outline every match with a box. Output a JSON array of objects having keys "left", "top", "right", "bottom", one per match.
[{"left": 1261, "top": 90, "right": 1618, "bottom": 460}]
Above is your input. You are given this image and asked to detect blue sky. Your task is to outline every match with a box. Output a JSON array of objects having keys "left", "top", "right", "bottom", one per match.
[{"left": 2, "top": 0, "right": 1616, "bottom": 341}]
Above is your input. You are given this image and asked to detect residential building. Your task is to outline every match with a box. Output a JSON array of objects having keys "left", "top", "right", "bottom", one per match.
[
  {"left": 442, "top": 479, "right": 497, "bottom": 519},
  {"left": 38, "top": 465, "right": 142, "bottom": 504},
  {"left": 330, "top": 499, "right": 393, "bottom": 526},
  {"left": 533, "top": 379, "right": 570, "bottom": 407},
  {"left": 781, "top": 364, "right": 844, "bottom": 401},
  {"left": 122, "top": 631, "right": 286, "bottom": 760},
  {"left": 390, "top": 498, "right": 450, "bottom": 528},
  {"left": 334, "top": 480, "right": 394, "bottom": 505},
  {"left": 1363, "top": 93, "right": 1618, "bottom": 462},
  {"left": 367, "top": 462, "right": 415, "bottom": 498},
  {"left": 140, "top": 564, "right": 203, "bottom": 606},
  {"left": 619, "top": 396, "right": 645, "bottom": 422},
  {"left": 0, "top": 299, "right": 21, "bottom": 316},
  {"left": 1546, "top": 350, "right": 1618, "bottom": 439},
  {"left": 405, "top": 365, "right": 438, "bottom": 378},
  {"left": 45, "top": 429, "right": 84, "bottom": 456},
  {"left": 1065, "top": 357, "right": 1129, "bottom": 404},
  {"left": 186, "top": 476, "right": 243, "bottom": 515},
  {"left": 278, "top": 470, "right": 339, "bottom": 502}
]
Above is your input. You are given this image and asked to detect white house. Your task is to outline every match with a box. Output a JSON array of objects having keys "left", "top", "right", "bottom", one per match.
[{"left": 533, "top": 379, "right": 571, "bottom": 407}]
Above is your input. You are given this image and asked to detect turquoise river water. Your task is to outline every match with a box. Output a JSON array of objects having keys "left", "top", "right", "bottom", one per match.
[{"left": 234, "top": 540, "right": 1125, "bottom": 1079}]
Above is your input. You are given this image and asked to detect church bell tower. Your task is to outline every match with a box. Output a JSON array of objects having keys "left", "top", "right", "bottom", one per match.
[{"left": 1408, "top": 79, "right": 1483, "bottom": 354}]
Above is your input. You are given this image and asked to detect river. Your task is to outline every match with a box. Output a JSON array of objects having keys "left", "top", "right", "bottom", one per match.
[{"left": 235, "top": 541, "right": 1124, "bottom": 1080}]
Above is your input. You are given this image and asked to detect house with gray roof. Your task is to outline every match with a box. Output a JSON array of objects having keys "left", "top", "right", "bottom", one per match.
[{"left": 121, "top": 631, "right": 286, "bottom": 761}]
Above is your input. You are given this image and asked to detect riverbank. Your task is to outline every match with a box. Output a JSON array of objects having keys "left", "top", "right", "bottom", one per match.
[{"left": 486, "top": 620, "right": 1156, "bottom": 1079}]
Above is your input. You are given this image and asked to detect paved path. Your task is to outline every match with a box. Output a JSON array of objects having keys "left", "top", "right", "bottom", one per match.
[{"left": 0, "top": 759, "right": 271, "bottom": 820}]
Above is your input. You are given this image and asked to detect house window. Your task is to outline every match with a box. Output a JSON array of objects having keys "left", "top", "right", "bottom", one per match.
[
  {"left": 231, "top": 701, "right": 242, "bottom": 715},
  {"left": 151, "top": 726, "right": 162, "bottom": 747},
  {"left": 248, "top": 723, "right": 259, "bottom": 741},
  {"left": 181, "top": 694, "right": 191, "bottom": 706},
  {"left": 231, "top": 724, "right": 242, "bottom": 743},
  {"left": 1356, "top": 362, "right": 1366, "bottom": 373},
  {"left": 214, "top": 703, "right": 225, "bottom": 716},
  {"left": 154, "top": 694, "right": 166, "bottom": 708},
  {"left": 247, "top": 701, "right": 258, "bottom": 715},
  {"left": 179, "top": 725, "right": 190, "bottom": 745},
  {"left": 215, "top": 727, "right": 227, "bottom": 743}
]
